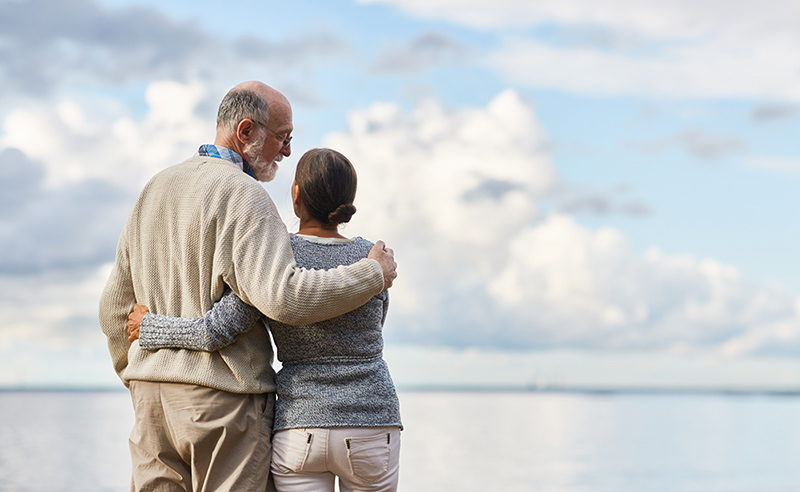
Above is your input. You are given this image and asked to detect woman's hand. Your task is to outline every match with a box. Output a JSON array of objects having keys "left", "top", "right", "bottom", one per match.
[{"left": 127, "top": 304, "right": 150, "bottom": 342}]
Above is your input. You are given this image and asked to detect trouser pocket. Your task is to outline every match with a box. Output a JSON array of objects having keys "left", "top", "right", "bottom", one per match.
[
  {"left": 271, "top": 428, "right": 313, "bottom": 473},
  {"left": 346, "top": 432, "right": 392, "bottom": 484}
]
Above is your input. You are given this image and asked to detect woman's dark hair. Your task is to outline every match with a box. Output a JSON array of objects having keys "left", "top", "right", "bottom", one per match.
[{"left": 295, "top": 148, "right": 357, "bottom": 225}]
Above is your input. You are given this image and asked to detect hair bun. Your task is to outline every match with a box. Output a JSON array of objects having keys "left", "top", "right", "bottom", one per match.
[{"left": 328, "top": 203, "right": 357, "bottom": 224}]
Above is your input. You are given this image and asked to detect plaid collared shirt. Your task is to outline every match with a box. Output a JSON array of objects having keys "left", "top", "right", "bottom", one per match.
[{"left": 197, "top": 144, "right": 257, "bottom": 179}]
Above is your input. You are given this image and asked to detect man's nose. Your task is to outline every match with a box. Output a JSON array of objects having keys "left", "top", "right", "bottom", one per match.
[{"left": 282, "top": 143, "right": 291, "bottom": 157}]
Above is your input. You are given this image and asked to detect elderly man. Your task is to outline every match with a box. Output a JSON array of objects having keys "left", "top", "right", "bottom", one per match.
[{"left": 99, "top": 81, "right": 396, "bottom": 491}]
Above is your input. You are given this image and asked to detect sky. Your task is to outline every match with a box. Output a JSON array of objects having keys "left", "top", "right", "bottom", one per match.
[{"left": 1, "top": 0, "right": 800, "bottom": 390}]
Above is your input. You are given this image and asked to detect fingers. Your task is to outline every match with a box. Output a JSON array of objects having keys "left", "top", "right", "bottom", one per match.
[
  {"left": 383, "top": 273, "right": 396, "bottom": 290},
  {"left": 132, "top": 304, "right": 150, "bottom": 316},
  {"left": 126, "top": 313, "right": 140, "bottom": 341},
  {"left": 126, "top": 304, "right": 149, "bottom": 342},
  {"left": 367, "top": 240, "right": 397, "bottom": 290},
  {"left": 382, "top": 246, "right": 397, "bottom": 290},
  {"left": 127, "top": 327, "right": 139, "bottom": 343}
]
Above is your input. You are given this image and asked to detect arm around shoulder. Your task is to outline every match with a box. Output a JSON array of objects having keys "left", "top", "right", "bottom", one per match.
[{"left": 230, "top": 212, "right": 387, "bottom": 325}]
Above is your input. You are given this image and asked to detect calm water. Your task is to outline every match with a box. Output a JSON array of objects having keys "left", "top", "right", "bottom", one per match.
[{"left": 1, "top": 390, "right": 800, "bottom": 491}]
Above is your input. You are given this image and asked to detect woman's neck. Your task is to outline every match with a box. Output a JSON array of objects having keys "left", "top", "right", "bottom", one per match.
[{"left": 297, "top": 219, "right": 347, "bottom": 239}]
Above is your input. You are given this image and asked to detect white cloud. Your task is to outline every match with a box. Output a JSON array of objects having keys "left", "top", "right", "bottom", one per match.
[
  {"left": 0, "top": 79, "right": 224, "bottom": 385},
  {"left": 359, "top": 0, "right": 798, "bottom": 37},
  {"left": 490, "top": 215, "right": 800, "bottom": 353},
  {"left": 488, "top": 36, "right": 800, "bottom": 100},
  {"left": 554, "top": 182, "right": 651, "bottom": 217},
  {"left": 325, "top": 90, "right": 800, "bottom": 354},
  {"left": 638, "top": 129, "right": 747, "bottom": 161},
  {"left": 745, "top": 157, "right": 800, "bottom": 175},
  {"left": 373, "top": 32, "right": 472, "bottom": 73},
  {"left": 360, "top": 0, "right": 800, "bottom": 100},
  {"left": 0, "top": 0, "right": 349, "bottom": 101},
  {"left": 0, "top": 263, "right": 112, "bottom": 351},
  {"left": 326, "top": 90, "right": 556, "bottom": 322},
  {"left": 0, "top": 263, "right": 120, "bottom": 388},
  {"left": 0, "top": 81, "right": 214, "bottom": 274},
  {"left": 1, "top": 81, "right": 211, "bottom": 190},
  {"left": 331, "top": 89, "right": 555, "bottom": 241}
]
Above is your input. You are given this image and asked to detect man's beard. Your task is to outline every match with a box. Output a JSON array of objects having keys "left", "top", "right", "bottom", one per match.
[
  {"left": 243, "top": 134, "right": 279, "bottom": 182},
  {"left": 250, "top": 154, "right": 279, "bottom": 182}
]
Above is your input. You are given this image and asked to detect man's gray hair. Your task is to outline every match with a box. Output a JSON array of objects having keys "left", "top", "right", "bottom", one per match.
[{"left": 216, "top": 89, "right": 270, "bottom": 133}]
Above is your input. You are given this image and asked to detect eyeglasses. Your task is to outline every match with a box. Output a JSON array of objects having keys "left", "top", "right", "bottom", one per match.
[
  {"left": 267, "top": 128, "right": 292, "bottom": 148},
  {"left": 250, "top": 118, "right": 292, "bottom": 148}
]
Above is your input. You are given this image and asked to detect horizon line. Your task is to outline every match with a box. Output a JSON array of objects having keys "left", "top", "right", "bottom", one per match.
[{"left": 4, "top": 384, "right": 800, "bottom": 397}]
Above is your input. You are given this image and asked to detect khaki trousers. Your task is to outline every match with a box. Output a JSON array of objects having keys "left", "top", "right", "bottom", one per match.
[{"left": 128, "top": 380, "right": 275, "bottom": 492}]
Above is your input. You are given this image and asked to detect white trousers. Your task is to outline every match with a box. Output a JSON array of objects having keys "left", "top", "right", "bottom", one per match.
[{"left": 270, "top": 426, "right": 401, "bottom": 492}]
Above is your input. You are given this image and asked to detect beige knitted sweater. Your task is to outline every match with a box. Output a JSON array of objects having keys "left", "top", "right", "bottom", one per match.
[{"left": 98, "top": 156, "right": 384, "bottom": 394}]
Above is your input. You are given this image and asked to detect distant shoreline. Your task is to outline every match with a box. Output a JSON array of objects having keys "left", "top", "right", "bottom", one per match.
[
  {"left": 399, "top": 385, "right": 800, "bottom": 396},
  {"left": 4, "top": 385, "right": 800, "bottom": 397}
]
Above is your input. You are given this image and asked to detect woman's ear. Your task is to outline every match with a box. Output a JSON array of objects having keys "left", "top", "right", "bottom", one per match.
[{"left": 292, "top": 181, "right": 302, "bottom": 216}]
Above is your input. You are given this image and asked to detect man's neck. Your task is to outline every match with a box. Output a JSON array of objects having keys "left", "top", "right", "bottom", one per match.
[{"left": 214, "top": 134, "right": 245, "bottom": 158}]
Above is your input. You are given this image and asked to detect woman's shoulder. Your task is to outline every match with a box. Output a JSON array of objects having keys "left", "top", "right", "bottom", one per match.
[
  {"left": 288, "top": 234, "right": 375, "bottom": 267},
  {"left": 350, "top": 236, "right": 375, "bottom": 249},
  {"left": 289, "top": 234, "right": 374, "bottom": 248}
]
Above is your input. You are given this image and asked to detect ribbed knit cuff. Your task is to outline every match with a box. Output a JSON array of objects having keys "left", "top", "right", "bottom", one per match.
[{"left": 138, "top": 312, "right": 207, "bottom": 350}]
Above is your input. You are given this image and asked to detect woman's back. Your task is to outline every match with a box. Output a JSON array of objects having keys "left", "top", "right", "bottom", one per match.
[
  {"left": 272, "top": 233, "right": 401, "bottom": 432},
  {"left": 271, "top": 235, "right": 386, "bottom": 363}
]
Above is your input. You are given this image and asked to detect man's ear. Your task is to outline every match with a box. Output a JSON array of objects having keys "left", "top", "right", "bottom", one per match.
[{"left": 235, "top": 119, "right": 258, "bottom": 144}]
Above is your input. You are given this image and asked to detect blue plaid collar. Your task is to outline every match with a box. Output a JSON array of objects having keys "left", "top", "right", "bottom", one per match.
[{"left": 197, "top": 144, "right": 256, "bottom": 179}]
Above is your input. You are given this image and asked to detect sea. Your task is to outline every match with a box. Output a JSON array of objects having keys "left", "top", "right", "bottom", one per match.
[{"left": 1, "top": 389, "right": 800, "bottom": 491}]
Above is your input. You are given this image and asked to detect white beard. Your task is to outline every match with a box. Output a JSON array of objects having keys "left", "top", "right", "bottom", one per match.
[
  {"left": 251, "top": 154, "right": 279, "bottom": 182},
  {"left": 243, "top": 134, "right": 279, "bottom": 182}
]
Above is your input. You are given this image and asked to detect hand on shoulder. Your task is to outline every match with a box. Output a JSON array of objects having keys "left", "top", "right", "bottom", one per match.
[{"left": 368, "top": 240, "right": 397, "bottom": 290}]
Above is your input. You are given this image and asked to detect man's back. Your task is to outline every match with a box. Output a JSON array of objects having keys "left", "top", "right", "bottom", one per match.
[
  {"left": 129, "top": 156, "right": 269, "bottom": 318},
  {"left": 101, "top": 155, "right": 280, "bottom": 393}
]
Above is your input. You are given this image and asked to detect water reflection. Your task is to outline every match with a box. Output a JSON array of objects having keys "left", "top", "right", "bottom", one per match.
[{"left": 2, "top": 391, "right": 800, "bottom": 491}]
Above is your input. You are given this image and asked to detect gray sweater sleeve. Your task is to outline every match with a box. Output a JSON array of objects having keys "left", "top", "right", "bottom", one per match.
[{"left": 138, "top": 290, "right": 263, "bottom": 351}]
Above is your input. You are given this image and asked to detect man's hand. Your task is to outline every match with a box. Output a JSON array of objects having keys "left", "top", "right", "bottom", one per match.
[
  {"left": 368, "top": 240, "right": 397, "bottom": 290},
  {"left": 127, "top": 304, "right": 150, "bottom": 342}
]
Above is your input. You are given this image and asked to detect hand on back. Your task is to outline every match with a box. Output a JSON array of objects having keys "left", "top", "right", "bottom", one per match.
[{"left": 127, "top": 304, "right": 150, "bottom": 342}]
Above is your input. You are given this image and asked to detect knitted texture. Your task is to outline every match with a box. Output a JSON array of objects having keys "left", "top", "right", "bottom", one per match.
[
  {"left": 138, "top": 235, "right": 402, "bottom": 429},
  {"left": 98, "top": 156, "right": 384, "bottom": 394},
  {"left": 139, "top": 290, "right": 263, "bottom": 351},
  {"left": 273, "top": 236, "right": 401, "bottom": 430}
]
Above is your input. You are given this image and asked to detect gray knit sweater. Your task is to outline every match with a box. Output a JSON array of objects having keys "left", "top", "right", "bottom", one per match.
[{"left": 140, "top": 234, "right": 402, "bottom": 431}]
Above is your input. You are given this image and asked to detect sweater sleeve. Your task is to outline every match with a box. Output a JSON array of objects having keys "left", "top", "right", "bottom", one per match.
[
  {"left": 228, "top": 198, "right": 385, "bottom": 326},
  {"left": 138, "top": 290, "right": 263, "bottom": 352},
  {"left": 98, "top": 226, "right": 136, "bottom": 384}
]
